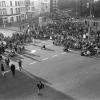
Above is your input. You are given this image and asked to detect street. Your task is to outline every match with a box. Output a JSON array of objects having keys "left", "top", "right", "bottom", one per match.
[
  {"left": 0, "top": 39, "right": 100, "bottom": 100},
  {"left": 1, "top": 0, "right": 100, "bottom": 99},
  {"left": 25, "top": 42, "right": 100, "bottom": 100}
]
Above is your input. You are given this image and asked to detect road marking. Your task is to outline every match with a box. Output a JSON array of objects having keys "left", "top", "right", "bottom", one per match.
[
  {"left": 52, "top": 55, "right": 58, "bottom": 58},
  {"left": 61, "top": 52, "right": 66, "bottom": 54},
  {"left": 29, "top": 62, "right": 37, "bottom": 65},
  {"left": 42, "top": 58, "right": 48, "bottom": 61},
  {"left": 4, "top": 67, "right": 19, "bottom": 74},
  {"left": 4, "top": 70, "right": 10, "bottom": 74},
  {"left": 31, "top": 50, "right": 36, "bottom": 53}
]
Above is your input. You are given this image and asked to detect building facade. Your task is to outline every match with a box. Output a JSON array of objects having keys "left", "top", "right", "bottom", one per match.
[
  {"left": 34, "top": 0, "right": 50, "bottom": 16},
  {"left": 0, "top": 0, "right": 35, "bottom": 24},
  {"left": 50, "top": 0, "right": 58, "bottom": 12},
  {"left": 0, "top": 0, "right": 50, "bottom": 25},
  {"left": 40, "top": 0, "right": 50, "bottom": 14},
  {"left": 0, "top": 0, "right": 27, "bottom": 24}
]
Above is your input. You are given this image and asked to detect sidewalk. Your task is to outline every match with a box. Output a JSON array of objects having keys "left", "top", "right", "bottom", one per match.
[
  {"left": 0, "top": 56, "right": 74, "bottom": 100},
  {"left": 0, "top": 67, "right": 75, "bottom": 100}
]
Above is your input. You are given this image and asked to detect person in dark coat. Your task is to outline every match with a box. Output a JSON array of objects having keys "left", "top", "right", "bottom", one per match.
[
  {"left": 1, "top": 64, "right": 5, "bottom": 76},
  {"left": 5, "top": 57, "right": 10, "bottom": 67},
  {"left": 10, "top": 64, "right": 15, "bottom": 76},
  {"left": 37, "top": 81, "right": 44, "bottom": 95}
]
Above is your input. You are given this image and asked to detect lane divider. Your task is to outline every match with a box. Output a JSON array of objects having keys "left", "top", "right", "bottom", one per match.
[
  {"left": 42, "top": 58, "right": 49, "bottom": 61},
  {"left": 61, "top": 52, "right": 66, "bottom": 54},
  {"left": 29, "top": 52, "right": 67, "bottom": 65},
  {"left": 3, "top": 66, "right": 19, "bottom": 74},
  {"left": 29, "top": 62, "right": 37, "bottom": 65},
  {"left": 52, "top": 55, "right": 58, "bottom": 58}
]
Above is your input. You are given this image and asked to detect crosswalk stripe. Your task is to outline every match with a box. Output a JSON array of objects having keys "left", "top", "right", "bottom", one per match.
[
  {"left": 52, "top": 55, "right": 58, "bottom": 58},
  {"left": 42, "top": 58, "right": 48, "bottom": 61},
  {"left": 29, "top": 62, "right": 37, "bottom": 65}
]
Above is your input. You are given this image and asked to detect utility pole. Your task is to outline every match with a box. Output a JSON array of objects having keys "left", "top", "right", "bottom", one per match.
[
  {"left": 76, "top": 0, "right": 78, "bottom": 18},
  {"left": 80, "top": 0, "right": 83, "bottom": 17},
  {"left": 88, "top": 0, "right": 94, "bottom": 37}
]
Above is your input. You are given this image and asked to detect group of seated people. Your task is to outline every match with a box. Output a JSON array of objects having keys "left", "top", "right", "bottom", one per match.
[{"left": 0, "top": 17, "right": 100, "bottom": 57}]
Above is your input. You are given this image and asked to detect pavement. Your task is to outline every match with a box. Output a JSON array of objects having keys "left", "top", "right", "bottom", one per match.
[
  {"left": 0, "top": 40, "right": 100, "bottom": 100},
  {"left": 0, "top": 40, "right": 75, "bottom": 100},
  {"left": 22, "top": 41, "right": 100, "bottom": 100},
  {"left": 0, "top": 37, "right": 100, "bottom": 100}
]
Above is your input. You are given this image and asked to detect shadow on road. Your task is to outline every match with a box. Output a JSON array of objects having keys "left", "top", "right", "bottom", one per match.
[
  {"left": 22, "top": 68, "right": 52, "bottom": 85},
  {"left": 43, "top": 48, "right": 55, "bottom": 52},
  {"left": 22, "top": 54, "right": 41, "bottom": 62}
]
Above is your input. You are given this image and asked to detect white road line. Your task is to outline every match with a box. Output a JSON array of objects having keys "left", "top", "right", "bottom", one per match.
[
  {"left": 29, "top": 62, "right": 37, "bottom": 65},
  {"left": 52, "top": 55, "right": 58, "bottom": 58},
  {"left": 31, "top": 50, "right": 36, "bottom": 54},
  {"left": 42, "top": 58, "right": 48, "bottom": 61},
  {"left": 4, "top": 70, "right": 10, "bottom": 74},
  {"left": 4, "top": 67, "right": 19, "bottom": 74},
  {"left": 69, "top": 49, "right": 72, "bottom": 51},
  {"left": 61, "top": 52, "right": 66, "bottom": 54}
]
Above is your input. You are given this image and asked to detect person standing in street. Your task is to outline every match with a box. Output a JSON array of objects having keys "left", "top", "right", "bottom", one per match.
[
  {"left": 18, "top": 59, "right": 22, "bottom": 71},
  {"left": 1, "top": 64, "right": 5, "bottom": 77},
  {"left": 37, "top": 81, "right": 44, "bottom": 95},
  {"left": 5, "top": 57, "right": 10, "bottom": 67},
  {"left": 10, "top": 64, "right": 15, "bottom": 76}
]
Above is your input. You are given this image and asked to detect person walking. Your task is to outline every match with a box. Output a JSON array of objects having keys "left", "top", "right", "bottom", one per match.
[
  {"left": 1, "top": 64, "right": 5, "bottom": 77},
  {"left": 10, "top": 64, "right": 15, "bottom": 76},
  {"left": 37, "top": 81, "right": 44, "bottom": 95},
  {"left": 18, "top": 60, "right": 22, "bottom": 71},
  {"left": 5, "top": 57, "right": 10, "bottom": 67}
]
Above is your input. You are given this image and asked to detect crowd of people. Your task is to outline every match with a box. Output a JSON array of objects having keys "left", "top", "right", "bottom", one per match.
[
  {"left": 30, "top": 17, "right": 100, "bottom": 56},
  {"left": 0, "top": 17, "right": 100, "bottom": 57},
  {"left": 0, "top": 16, "right": 100, "bottom": 96}
]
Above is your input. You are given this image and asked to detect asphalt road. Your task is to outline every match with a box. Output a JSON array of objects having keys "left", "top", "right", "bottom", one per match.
[
  {"left": 25, "top": 49, "right": 100, "bottom": 100},
  {"left": 18, "top": 40, "right": 100, "bottom": 100},
  {"left": 1, "top": 39, "right": 100, "bottom": 100}
]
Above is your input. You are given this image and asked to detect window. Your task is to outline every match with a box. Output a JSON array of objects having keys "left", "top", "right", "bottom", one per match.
[
  {"left": 32, "top": 7, "right": 34, "bottom": 11},
  {"left": 18, "top": 1, "right": 20, "bottom": 6},
  {"left": 18, "top": 8, "right": 20, "bottom": 13},
  {"left": 10, "top": 17, "right": 14, "bottom": 22},
  {"left": 2, "top": 8, "right": 7, "bottom": 15},
  {"left": 16, "top": 16, "right": 19, "bottom": 22},
  {"left": 10, "top": 8, "right": 13, "bottom": 14},
  {"left": 15, "top": 1, "right": 17, "bottom": 6},
  {"left": 16, "top": 8, "right": 17, "bottom": 14},
  {"left": 0, "top": 9, "right": 2, "bottom": 15},
  {"left": 0, "top": 2, "right": 1, "bottom": 7},
  {"left": 2, "top": 1, "right": 6, "bottom": 7},
  {"left": 19, "top": 16, "right": 20, "bottom": 21},
  {"left": 10, "top": 1, "right": 12, "bottom": 6}
]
